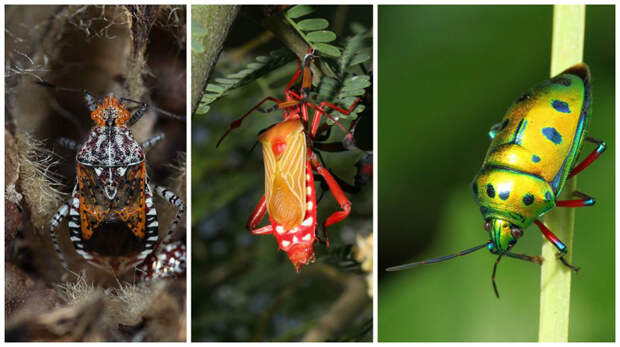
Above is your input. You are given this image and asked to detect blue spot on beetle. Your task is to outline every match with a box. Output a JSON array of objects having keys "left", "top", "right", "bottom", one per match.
[
  {"left": 499, "top": 190, "right": 510, "bottom": 200},
  {"left": 542, "top": 127, "right": 562, "bottom": 144},
  {"left": 532, "top": 154, "right": 541, "bottom": 163},
  {"left": 523, "top": 193, "right": 534, "bottom": 206},
  {"left": 545, "top": 191, "right": 552, "bottom": 201},
  {"left": 486, "top": 184, "right": 495, "bottom": 198},
  {"left": 551, "top": 100, "right": 571, "bottom": 113}
]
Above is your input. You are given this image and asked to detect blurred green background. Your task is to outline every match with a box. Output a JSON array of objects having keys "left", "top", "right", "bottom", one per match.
[
  {"left": 379, "top": 5, "right": 614, "bottom": 342},
  {"left": 192, "top": 6, "right": 373, "bottom": 342}
]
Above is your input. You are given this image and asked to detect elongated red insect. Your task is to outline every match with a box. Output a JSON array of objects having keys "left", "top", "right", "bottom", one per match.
[{"left": 218, "top": 48, "right": 361, "bottom": 272}]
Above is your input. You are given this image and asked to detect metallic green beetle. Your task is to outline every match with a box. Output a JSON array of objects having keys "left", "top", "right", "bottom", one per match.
[{"left": 388, "top": 63, "right": 606, "bottom": 297}]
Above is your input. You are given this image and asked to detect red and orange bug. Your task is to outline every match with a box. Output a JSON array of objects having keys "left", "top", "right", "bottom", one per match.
[{"left": 217, "top": 48, "right": 362, "bottom": 272}]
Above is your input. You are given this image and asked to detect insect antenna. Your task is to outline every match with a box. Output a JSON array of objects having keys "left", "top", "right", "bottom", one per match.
[
  {"left": 120, "top": 97, "right": 186, "bottom": 122},
  {"left": 491, "top": 253, "right": 504, "bottom": 299},
  {"left": 386, "top": 242, "right": 489, "bottom": 272}
]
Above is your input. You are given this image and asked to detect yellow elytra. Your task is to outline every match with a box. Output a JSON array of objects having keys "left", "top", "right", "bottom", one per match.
[{"left": 473, "top": 63, "right": 592, "bottom": 253}]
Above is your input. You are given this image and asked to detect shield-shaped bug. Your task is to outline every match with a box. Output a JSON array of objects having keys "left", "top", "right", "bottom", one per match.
[{"left": 48, "top": 88, "right": 185, "bottom": 276}]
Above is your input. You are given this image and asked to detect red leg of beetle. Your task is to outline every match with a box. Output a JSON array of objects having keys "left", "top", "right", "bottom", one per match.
[
  {"left": 247, "top": 195, "right": 269, "bottom": 234},
  {"left": 568, "top": 137, "right": 606, "bottom": 178},
  {"left": 217, "top": 96, "right": 283, "bottom": 147},
  {"left": 557, "top": 190, "right": 595, "bottom": 207},
  {"left": 557, "top": 199, "right": 595, "bottom": 207},
  {"left": 310, "top": 153, "right": 352, "bottom": 246},
  {"left": 534, "top": 220, "right": 579, "bottom": 272}
]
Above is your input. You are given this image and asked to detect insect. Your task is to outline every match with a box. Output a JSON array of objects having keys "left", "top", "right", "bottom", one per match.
[
  {"left": 138, "top": 239, "right": 186, "bottom": 280},
  {"left": 47, "top": 87, "right": 185, "bottom": 276},
  {"left": 387, "top": 63, "right": 606, "bottom": 297},
  {"left": 217, "top": 49, "right": 363, "bottom": 272}
]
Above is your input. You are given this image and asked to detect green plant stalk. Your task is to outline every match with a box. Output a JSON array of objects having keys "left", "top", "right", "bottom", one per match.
[{"left": 539, "top": 4, "right": 585, "bottom": 342}]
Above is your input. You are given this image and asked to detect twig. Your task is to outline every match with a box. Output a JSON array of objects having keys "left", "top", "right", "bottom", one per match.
[
  {"left": 538, "top": 4, "right": 585, "bottom": 342},
  {"left": 301, "top": 264, "right": 369, "bottom": 342},
  {"left": 190, "top": 5, "right": 240, "bottom": 115}
]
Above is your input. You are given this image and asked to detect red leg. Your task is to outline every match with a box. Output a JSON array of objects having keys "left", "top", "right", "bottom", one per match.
[
  {"left": 310, "top": 153, "right": 352, "bottom": 244},
  {"left": 556, "top": 191, "right": 595, "bottom": 207},
  {"left": 251, "top": 225, "right": 273, "bottom": 235},
  {"left": 557, "top": 199, "right": 595, "bottom": 207},
  {"left": 307, "top": 101, "right": 358, "bottom": 138},
  {"left": 216, "top": 96, "right": 283, "bottom": 147},
  {"left": 568, "top": 137, "right": 606, "bottom": 179},
  {"left": 534, "top": 220, "right": 567, "bottom": 253},
  {"left": 247, "top": 195, "right": 271, "bottom": 235},
  {"left": 534, "top": 220, "right": 579, "bottom": 272},
  {"left": 284, "top": 57, "right": 303, "bottom": 94}
]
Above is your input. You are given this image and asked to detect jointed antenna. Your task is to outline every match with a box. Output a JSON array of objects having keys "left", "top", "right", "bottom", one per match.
[
  {"left": 386, "top": 242, "right": 489, "bottom": 272},
  {"left": 491, "top": 253, "right": 504, "bottom": 299}
]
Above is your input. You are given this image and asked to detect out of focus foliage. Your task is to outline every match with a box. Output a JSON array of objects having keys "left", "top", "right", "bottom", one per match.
[
  {"left": 378, "top": 5, "right": 614, "bottom": 342},
  {"left": 192, "top": 5, "right": 373, "bottom": 342}
]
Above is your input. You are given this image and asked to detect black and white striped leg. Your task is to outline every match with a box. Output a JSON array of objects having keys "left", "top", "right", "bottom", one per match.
[
  {"left": 66, "top": 192, "right": 94, "bottom": 263},
  {"left": 50, "top": 199, "right": 71, "bottom": 272},
  {"left": 139, "top": 184, "right": 160, "bottom": 262},
  {"left": 154, "top": 185, "right": 185, "bottom": 242},
  {"left": 141, "top": 133, "right": 165, "bottom": 151},
  {"left": 58, "top": 137, "right": 80, "bottom": 151},
  {"left": 126, "top": 101, "right": 149, "bottom": 126}
]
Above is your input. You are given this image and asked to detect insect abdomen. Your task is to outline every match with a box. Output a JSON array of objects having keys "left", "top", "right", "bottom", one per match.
[{"left": 483, "top": 64, "right": 590, "bottom": 194}]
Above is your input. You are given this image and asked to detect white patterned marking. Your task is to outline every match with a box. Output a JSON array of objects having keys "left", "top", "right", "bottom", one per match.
[
  {"left": 302, "top": 217, "right": 313, "bottom": 227},
  {"left": 276, "top": 226, "right": 285, "bottom": 234},
  {"left": 302, "top": 233, "right": 312, "bottom": 241},
  {"left": 281, "top": 240, "right": 291, "bottom": 247}
]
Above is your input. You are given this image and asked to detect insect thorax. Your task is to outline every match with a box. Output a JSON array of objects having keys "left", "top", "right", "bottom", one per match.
[
  {"left": 77, "top": 126, "right": 144, "bottom": 167},
  {"left": 473, "top": 167, "right": 555, "bottom": 228}
]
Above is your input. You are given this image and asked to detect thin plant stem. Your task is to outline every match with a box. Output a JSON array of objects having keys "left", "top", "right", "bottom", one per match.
[{"left": 538, "top": 4, "right": 585, "bottom": 342}]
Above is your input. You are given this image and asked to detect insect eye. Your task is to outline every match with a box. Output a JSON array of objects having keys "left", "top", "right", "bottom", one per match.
[
  {"left": 484, "top": 221, "right": 491, "bottom": 232},
  {"left": 511, "top": 227, "right": 523, "bottom": 239}
]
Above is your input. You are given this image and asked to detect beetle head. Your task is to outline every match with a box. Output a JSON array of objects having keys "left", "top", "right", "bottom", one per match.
[
  {"left": 91, "top": 96, "right": 131, "bottom": 127},
  {"left": 485, "top": 218, "right": 523, "bottom": 254}
]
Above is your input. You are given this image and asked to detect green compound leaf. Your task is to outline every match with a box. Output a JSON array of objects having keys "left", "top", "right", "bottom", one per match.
[
  {"left": 313, "top": 43, "right": 342, "bottom": 57},
  {"left": 196, "top": 48, "right": 296, "bottom": 115},
  {"left": 286, "top": 5, "right": 315, "bottom": 19},
  {"left": 284, "top": 5, "right": 342, "bottom": 57},
  {"left": 306, "top": 30, "right": 337, "bottom": 43},
  {"left": 310, "top": 23, "right": 373, "bottom": 123},
  {"left": 297, "top": 18, "right": 329, "bottom": 31}
]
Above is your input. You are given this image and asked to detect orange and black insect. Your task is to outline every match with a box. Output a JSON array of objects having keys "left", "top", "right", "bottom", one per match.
[{"left": 46, "top": 85, "right": 185, "bottom": 276}]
